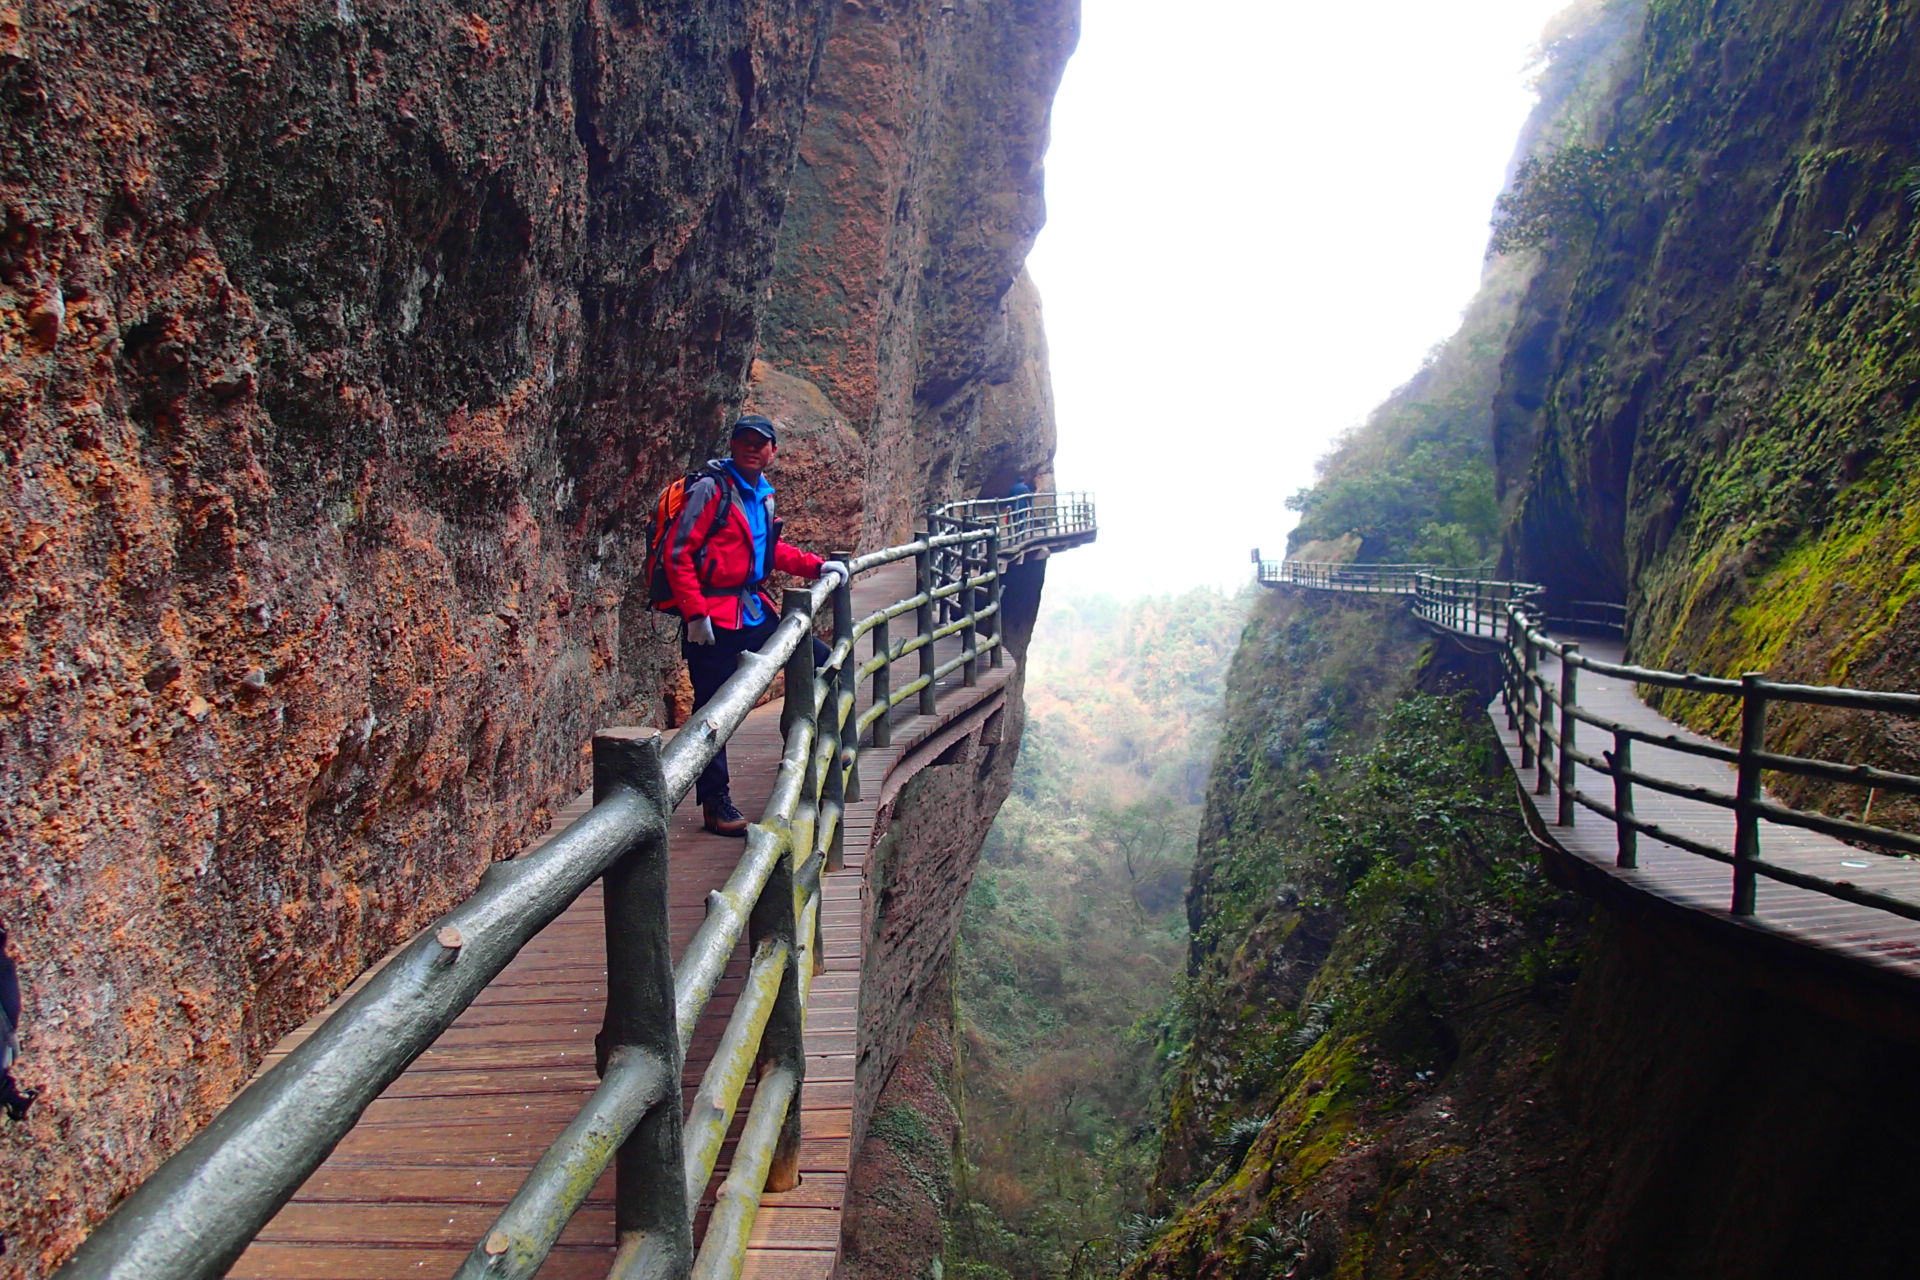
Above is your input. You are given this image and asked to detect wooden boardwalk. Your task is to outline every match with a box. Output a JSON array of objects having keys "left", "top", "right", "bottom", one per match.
[
  {"left": 1494, "top": 635, "right": 1920, "bottom": 983},
  {"left": 231, "top": 559, "right": 1010, "bottom": 1279}
]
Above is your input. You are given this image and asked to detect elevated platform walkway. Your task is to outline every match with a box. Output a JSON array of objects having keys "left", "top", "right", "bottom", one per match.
[
  {"left": 230, "top": 560, "right": 1006, "bottom": 1279},
  {"left": 1261, "top": 559, "right": 1920, "bottom": 1011},
  {"left": 1496, "top": 636, "right": 1920, "bottom": 996}
]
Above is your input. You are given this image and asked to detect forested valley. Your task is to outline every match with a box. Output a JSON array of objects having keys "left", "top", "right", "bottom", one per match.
[{"left": 943, "top": 589, "right": 1246, "bottom": 1279}]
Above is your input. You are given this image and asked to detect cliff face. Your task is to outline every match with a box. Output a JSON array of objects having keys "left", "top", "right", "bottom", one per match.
[
  {"left": 1139, "top": 591, "right": 1920, "bottom": 1280},
  {"left": 1147, "top": 1, "right": 1920, "bottom": 1271},
  {"left": 1495, "top": 0, "right": 1920, "bottom": 812},
  {"left": 837, "top": 557, "right": 1049, "bottom": 1279},
  {"left": 0, "top": 0, "right": 1071, "bottom": 1265},
  {"left": 756, "top": 0, "right": 1069, "bottom": 545},
  {"left": 1136, "top": 590, "right": 1588, "bottom": 1277}
]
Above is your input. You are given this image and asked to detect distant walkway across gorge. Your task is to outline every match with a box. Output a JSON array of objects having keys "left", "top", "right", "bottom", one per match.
[
  {"left": 1259, "top": 558, "right": 1920, "bottom": 1000},
  {"left": 54, "top": 496, "right": 1095, "bottom": 1280}
]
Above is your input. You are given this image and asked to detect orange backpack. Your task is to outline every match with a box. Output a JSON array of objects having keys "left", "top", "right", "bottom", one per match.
[{"left": 642, "top": 471, "right": 732, "bottom": 613}]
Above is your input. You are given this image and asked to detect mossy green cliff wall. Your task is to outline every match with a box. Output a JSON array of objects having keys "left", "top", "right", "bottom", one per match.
[
  {"left": 1150, "top": 1, "right": 1920, "bottom": 1272},
  {"left": 1141, "top": 590, "right": 1920, "bottom": 1279},
  {"left": 1495, "top": 0, "right": 1920, "bottom": 817}
]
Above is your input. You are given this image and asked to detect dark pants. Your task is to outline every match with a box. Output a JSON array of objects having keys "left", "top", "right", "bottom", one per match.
[{"left": 684, "top": 615, "right": 830, "bottom": 805}]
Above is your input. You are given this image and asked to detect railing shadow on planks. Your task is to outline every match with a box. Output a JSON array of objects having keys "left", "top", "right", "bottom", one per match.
[
  {"left": 1258, "top": 557, "right": 1920, "bottom": 924},
  {"left": 55, "top": 494, "right": 1096, "bottom": 1280}
]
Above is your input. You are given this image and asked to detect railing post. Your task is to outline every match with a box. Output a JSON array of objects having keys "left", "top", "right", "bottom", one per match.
[
  {"left": 915, "top": 535, "right": 937, "bottom": 716},
  {"left": 749, "top": 814, "right": 807, "bottom": 1194},
  {"left": 1504, "top": 618, "right": 1521, "bottom": 732},
  {"left": 1732, "top": 672, "right": 1767, "bottom": 916},
  {"left": 961, "top": 531, "right": 980, "bottom": 688},
  {"left": 871, "top": 613, "right": 892, "bottom": 749},
  {"left": 956, "top": 529, "right": 975, "bottom": 690},
  {"left": 1557, "top": 644, "right": 1580, "bottom": 825},
  {"left": 783, "top": 585, "right": 819, "bottom": 813},
  {"left": 1611, "top": 728, "right": 1637, "bottom": 868},
  {"left": 1520, "top": 625, "right": 1537, "bottom": 769},
  {"left": 827, "top": 561, "right": 855, "bottom": 864},
  {"left": 592, "top": 728, "right": 693, "bottom": 1275},
  {"left": 1534, "top": 646, "right": 1553, "bottom": 796},
  {"left": 780, "top": 588, "right": 818, "bottom": 747},
  {"left": 986, "top": 529, "right": 1003, "bottom": 668}
]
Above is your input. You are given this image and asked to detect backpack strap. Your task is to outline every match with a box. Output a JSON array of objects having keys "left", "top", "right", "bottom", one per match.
[{"left": 688, "top": 472, "right": 734, "bottom": 589}]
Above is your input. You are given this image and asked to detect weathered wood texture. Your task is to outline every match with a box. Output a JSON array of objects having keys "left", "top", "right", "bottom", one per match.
[
  {"left": 1494, "top": 637, "right": 1920, "bottom": 979},
  {"left": 229, "top": 558, "right": 1009, "bottom": 1279}
]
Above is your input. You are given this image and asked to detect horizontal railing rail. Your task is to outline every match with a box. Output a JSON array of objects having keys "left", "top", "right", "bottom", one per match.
[
  {"left": 933, "top": 491, "right": 1097, "bottom": 556},
  {"left": 1268, "top": 557, "right": 1920, "bottom": 926},
  {"left": 1256, "top": 559, "right": 1477, "bottom": 595},
  {"left": 1408, "top": 572, "right": 1544, "bottom": 641},
  {"left": 1544, "top": 597, "right": 1628, "bottom": 634},
  {"left": 57, "top": 492, "right": 1097, "bottom": 1280}
]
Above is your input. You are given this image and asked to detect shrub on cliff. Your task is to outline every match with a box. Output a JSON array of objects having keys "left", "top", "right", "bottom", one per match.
[{"left": 1488, "top": 143, "right": 1626, "bottom": 255}]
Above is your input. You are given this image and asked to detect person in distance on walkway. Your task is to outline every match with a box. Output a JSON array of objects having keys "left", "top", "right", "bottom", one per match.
[{"left": 664, "top": 414, "right": 846, "bottom": 836}]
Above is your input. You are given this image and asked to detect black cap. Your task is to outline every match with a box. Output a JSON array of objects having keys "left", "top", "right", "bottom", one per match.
[{"left": 731, "top": 414, "right": 777, "bottom": 444}]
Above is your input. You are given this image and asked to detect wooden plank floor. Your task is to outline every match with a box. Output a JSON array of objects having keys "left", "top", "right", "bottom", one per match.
[
  {"left": 1493, "top": 635, "right": 1920, "bottom": 979},
  {"left": 232, "top": 557, "right": 1012, "bottom": 1279}
]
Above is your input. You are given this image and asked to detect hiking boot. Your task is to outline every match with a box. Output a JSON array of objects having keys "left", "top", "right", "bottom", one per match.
[{"left": 702, "top": 795, "right": 749, "bottom": 837}]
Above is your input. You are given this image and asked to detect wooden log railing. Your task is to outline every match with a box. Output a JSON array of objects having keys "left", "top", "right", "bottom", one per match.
[
  {"left": 55, "top": 492, "right": 1096, "bottom": 1280},
  {"left": 1261, "top": 556, "right": 1920, "bottom": 924}
]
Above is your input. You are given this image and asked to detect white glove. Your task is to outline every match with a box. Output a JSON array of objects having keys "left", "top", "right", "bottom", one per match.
[
  {"left": 687, "top": 615, "right": 716, "bottom": 645},
  {"left": 818, "top": 560, "right": 849, "bottom": 586}
]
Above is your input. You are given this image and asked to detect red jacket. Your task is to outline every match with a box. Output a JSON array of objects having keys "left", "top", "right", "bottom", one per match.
[{"left": 664, "top": 461, "right": 825, "bottom": 628}]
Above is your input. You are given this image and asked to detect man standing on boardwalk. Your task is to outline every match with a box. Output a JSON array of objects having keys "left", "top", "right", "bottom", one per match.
[{"left": 665, "top": 414, "right": 846, "bottom": 836}]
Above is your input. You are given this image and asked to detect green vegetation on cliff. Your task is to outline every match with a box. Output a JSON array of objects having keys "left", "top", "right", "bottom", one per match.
[
  {"left": 1494, "top": 0, "right": 1920, "bottom": 815},
  {"left": 1141, "top": 0, "right": 1920, "bottom": 1274},
  {"left": 1132, "top": 590, "right": 1587, "bottom": 1279},
  {"left": 945, "top": 587, "right": 1244, "bottom": 1280},
  {"left": 1283, "top": 275, "right": 1513, "bottom": 567},
  {"left": 1284, "top": 0, "right": 1640, "bottom": 571}
]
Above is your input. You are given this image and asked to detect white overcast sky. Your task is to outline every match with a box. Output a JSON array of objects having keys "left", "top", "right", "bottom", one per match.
[{"left": 1029, "top": 0, "right": 1570, "bottom": 597}]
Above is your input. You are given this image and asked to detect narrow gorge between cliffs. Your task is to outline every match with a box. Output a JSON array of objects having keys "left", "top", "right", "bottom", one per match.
[{"left": 12, "top": 0, "right": 1920, "bottom": 1277}]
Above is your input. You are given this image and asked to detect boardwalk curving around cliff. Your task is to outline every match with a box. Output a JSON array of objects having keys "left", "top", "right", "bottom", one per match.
[
  {"left": 1262, "top": 561, "right": 1920, "bottom": 1007},
  {"left": 1491, "top": 637, "right": 1920, "bottom": 994}
]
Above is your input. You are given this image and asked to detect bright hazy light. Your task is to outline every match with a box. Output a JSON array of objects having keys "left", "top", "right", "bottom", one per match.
[{"left": 1029, "top": 0, "right": 1568, "bottom": 596}]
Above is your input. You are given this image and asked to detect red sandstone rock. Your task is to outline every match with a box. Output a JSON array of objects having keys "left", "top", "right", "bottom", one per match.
[
  {"left": 0, "top": 0, "right": 827, "bottom": 1267},
  {"left": 759, "top": 0, "right": 1075, "bottom": 545},
  {"left": 0, "top": 0, "right": 1072, "bottom": 1269}
]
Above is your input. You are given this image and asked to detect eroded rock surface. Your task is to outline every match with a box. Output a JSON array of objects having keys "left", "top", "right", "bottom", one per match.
[
  {"left": 0, "top": 0, "right": 1071, "bottom": 1267},
  {"left": 1493, "top": 0, "right": 1920, "bottom": 812},
  {"left": 760, "top": 0, "right": 1073, "bottom": 545}
]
